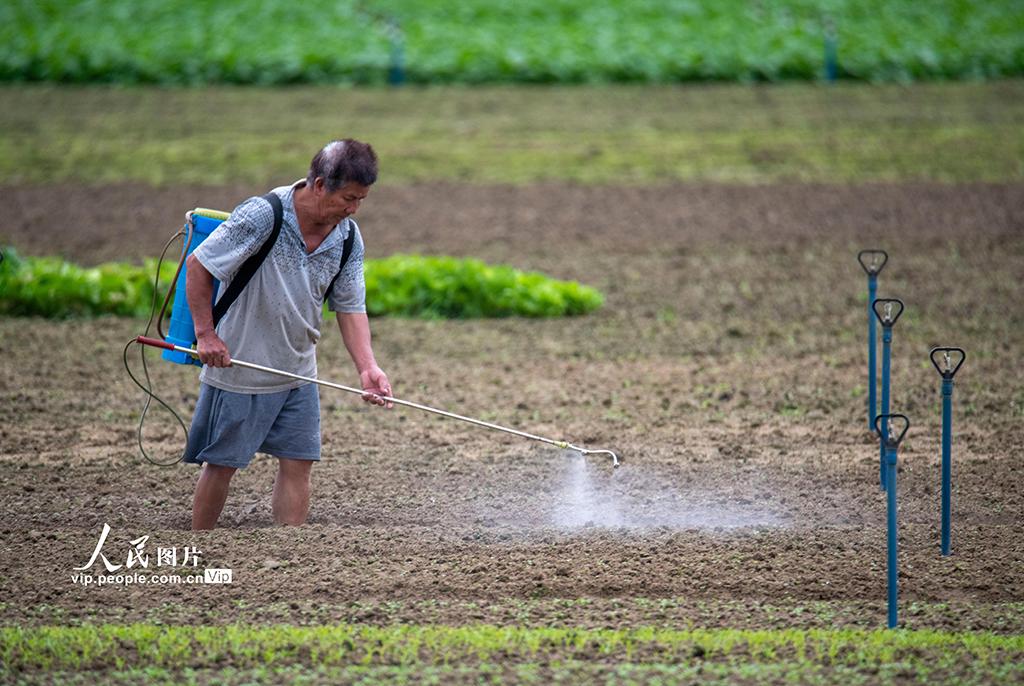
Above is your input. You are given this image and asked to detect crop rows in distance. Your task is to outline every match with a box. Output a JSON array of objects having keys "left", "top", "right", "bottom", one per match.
[{"left": 0, "top": 0, "right": 1021, "bottom": 84}]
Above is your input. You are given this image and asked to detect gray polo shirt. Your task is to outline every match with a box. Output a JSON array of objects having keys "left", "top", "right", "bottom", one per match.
[{"left": 193, "top": 180, "right": 366, "bottom": 394}]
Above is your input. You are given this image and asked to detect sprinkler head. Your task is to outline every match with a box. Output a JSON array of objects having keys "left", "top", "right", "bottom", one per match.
[
  {"left": 874, "top": 413, "right": 910, "bottom": 448},
  {"left": 567, "top": 443, "right": 620, "bottom": 468},
  {"left": 857, "top": 249, "right": 888, "bottom": 276},
  {"left": 929, "top": 347, "right": 966, "bottom": 380},
  {"left": 872, "top": 298, "right": 904, "bottom": 327}
]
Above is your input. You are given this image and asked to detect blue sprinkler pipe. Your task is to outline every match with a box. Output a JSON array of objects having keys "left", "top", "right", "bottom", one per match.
[
  {"left": 874, "top": 413, "right": 910, "bottom": 629},
  {"left": 873, "top": 298, "right": 903, "bottom": 490},
  {"left": 930, "top": 347, "right": 966, "bottom": 556},
  {"left": 823, "top": 15, "right": 839, "bottom": 83},
  {"left": 879, "top": 327, "right": 891, "bottom": 489},
  {"left": 858, "top": 250, "right": 888, "bottom": 431}
]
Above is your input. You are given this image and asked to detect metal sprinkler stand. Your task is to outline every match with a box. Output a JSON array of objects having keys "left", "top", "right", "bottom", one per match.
[
  {"left": 872, "top": 298, "right": 903, "bottom": 491},
  {"left": 858, "top": 250, "right": 888, "bottom": 431},
  {"left": 874, "top": 412, "right": 909, "bottom": 629},
  {"left": 930, "top": 347, "right": 965, "bottom": 556}
]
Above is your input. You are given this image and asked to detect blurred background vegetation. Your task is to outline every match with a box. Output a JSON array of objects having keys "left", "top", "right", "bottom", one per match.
[
  {"left": 1, "top": 1, "right": 1021, "bottom": 317},
  {"left": 2, "top": 0, "right": 1022, "bottom": 85},
  {"left": 2, "top": 1, "right": 1021, "bottom": 188}
]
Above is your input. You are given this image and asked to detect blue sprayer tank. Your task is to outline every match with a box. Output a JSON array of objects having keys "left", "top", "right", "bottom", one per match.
[{"left": 162, "top": 209, "right": 229, "bottom": 366}]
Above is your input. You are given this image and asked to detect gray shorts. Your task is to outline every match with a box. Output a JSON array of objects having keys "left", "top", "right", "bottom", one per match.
[{"left": 182, "top": 383, "right": 321, "bottom": 468}]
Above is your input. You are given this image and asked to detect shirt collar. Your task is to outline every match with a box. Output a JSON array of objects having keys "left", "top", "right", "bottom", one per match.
[{"left": 284, "top": 179, "right": 349, "bottom": 253}]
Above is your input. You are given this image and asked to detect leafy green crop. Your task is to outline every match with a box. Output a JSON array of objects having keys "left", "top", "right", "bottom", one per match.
[
  {"left": 365, "top": 254, "right": 602, "bottom": 318},
  {"left": 0, "top": 248, "right": 603, "bottom": 319},
  {"left": 0, "top": 0, "right": 1021, "bottom": 85},
  {"left": 0, "top": 247, "right": 176, "bottom": 318}
]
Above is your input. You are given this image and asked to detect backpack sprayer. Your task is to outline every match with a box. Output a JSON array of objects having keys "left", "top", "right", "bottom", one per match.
[{"left": 125, "top": 198, "right": 620, "bottom": 468}]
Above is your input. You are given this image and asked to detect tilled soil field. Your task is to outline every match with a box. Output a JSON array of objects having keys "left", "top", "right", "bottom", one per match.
[{"left": 1, "top": 181, "right": 1022, "bottom": 633}]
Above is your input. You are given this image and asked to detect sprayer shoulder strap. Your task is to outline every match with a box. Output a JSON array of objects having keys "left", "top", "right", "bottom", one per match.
[
  {"left": 211, "top": 192, "right": 283, "bottom": 327},
  {"left": 324, "top": 221, "right": 358, "bottom": 303}
]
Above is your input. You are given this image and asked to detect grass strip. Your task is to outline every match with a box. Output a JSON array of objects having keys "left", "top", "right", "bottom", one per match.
[
  {"left": 0, "top": 82, "right": 1021, "bottom": 185},
  {"left": 2, "top": 623, "right": 1022, "bottom": 673}
]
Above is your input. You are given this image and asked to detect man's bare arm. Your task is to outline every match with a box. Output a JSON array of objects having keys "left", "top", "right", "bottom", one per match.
[
  {"left": 185, "top": 254, "right": 230, "bottom": 367},
  {"left": 336, "top": 312, "right": 392, "bottom": 407}
]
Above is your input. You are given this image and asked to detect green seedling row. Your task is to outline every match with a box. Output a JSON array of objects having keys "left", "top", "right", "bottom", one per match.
[{"left": 2, "top": 622, "right": 1022, "bottom": 673}]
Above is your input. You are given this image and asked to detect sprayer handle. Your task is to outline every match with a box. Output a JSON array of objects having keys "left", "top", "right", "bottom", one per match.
[{"left": 136, "top": 335, "right": 177, "bottom": 352}]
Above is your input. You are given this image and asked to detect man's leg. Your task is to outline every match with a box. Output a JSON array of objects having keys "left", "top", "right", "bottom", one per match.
[
  {"left": 272, "top": 458, "right": 313, "bottom": 525},
  {"left": 192, "top": 463, "right": 238, "bottom": 530}
]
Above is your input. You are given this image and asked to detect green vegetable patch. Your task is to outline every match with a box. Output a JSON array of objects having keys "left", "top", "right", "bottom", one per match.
[
  {"left": 366, "top": 254, "right": 602, "bottom": 318},
  {"left": 1, "top": 0, "right": 1022, "bottom": 84},
  {"left": 0, "top": 248, "right": 603, "bottom": 319}
]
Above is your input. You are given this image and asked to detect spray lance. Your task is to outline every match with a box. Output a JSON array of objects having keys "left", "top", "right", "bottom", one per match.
[
  {"left": 134, "top": 336, "right": 619, "bottom": 467},
  {"left": 125, "top": 203, "right": 620, "bottom": 468}
]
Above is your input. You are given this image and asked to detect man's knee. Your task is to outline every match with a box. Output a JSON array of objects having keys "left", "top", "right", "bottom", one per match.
[
  {"left": 273, "top": 458, "right": 312, "bottom": 526},
  {"left": 277, "top": 457, "right": 313, "bottom": 481},
  {"left": 200, "top": 463, "right": 238, "bottom": 482}
]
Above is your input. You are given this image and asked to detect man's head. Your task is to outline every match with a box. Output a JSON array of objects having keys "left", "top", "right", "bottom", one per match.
[
  {"left": 307, "top": 139, "right": 378, "bottom": 191},
  {"left": 305, "top": 139, "right": 377, "bottom": 225}
]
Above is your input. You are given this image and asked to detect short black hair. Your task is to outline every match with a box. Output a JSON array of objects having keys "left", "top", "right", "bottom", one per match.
[{"left": 307, "top": 139, "right": 378, "bottom": 190}]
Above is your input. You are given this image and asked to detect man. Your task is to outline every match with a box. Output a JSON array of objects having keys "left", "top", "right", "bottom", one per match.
[{"left": 183, "top": 139, "right": 392, "bottom": 530}]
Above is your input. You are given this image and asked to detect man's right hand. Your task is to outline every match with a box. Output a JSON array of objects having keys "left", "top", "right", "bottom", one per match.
[{"left": 196, "top": 330, "right": 231, "bottom": 367}]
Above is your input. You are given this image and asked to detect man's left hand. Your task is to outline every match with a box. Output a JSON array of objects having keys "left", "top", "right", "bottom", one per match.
[{"left": 360, "top": 366, "right": 393, "bottom": 408}]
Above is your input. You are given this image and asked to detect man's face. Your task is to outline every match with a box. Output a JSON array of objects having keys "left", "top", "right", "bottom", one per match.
[{"left": 315, "top": 179, "right": 370, "bottom": 226}]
